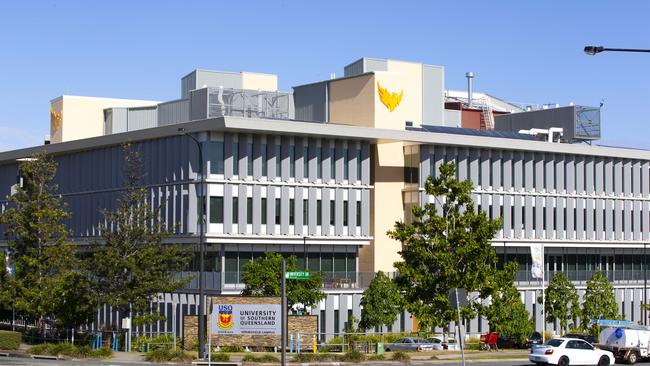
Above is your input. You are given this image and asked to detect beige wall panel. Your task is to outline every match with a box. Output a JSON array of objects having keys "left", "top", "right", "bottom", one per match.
[
  {"left": 362, "top": 141, "right": 405, "bottom": 273},
  {"left": 328, "top": 74, "right": 375, "bottom": 127},
  {"left": 53, "top": 96, "right": 159, "bottom": 143},
  {"left": 241, "top": 72, "right": 278, "bottom": 91}
]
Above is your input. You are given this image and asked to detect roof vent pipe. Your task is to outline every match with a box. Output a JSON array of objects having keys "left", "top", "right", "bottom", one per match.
[
  {"left": 548, "top": 127, "right": 563, "bottom": 143},
  {"left": 466, "top": 72, "right": 474, "bottom": 108}
]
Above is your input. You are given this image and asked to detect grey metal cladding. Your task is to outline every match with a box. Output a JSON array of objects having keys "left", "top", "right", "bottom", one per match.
[
  {"left": 422, "top": 64, "right": 444, "bottom": 125},
  {"left": 110, "top": 108, "right": 128, "bottom": 134},
  {"left": 293, "top": 82, "right": 328, "bottom": 123},
  {"left": 181, "top": 71, "right": 197, "bottom": 99},
  {"left": 127, "top": 106, "right": 158, "bottom": 131},
  {"left": 190, "top": 88, "right": 209, "bottom": 121},
  {"left": 344, "top": 59, "right": 365, "bottom": 77},
  {"left": 158, "top": 99, "right": 190, "bottom": 126},
  {"left": 363, "top": 58, "right": 388, "bottom": 73}
]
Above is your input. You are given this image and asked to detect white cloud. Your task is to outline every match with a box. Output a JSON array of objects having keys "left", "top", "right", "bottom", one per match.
[{"left": 0, "top": 125, "right": 46, "bottom": 152}]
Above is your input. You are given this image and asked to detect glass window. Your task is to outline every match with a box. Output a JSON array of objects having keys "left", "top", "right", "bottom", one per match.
[
  {"left": 289, "top": 199, "right": 295, "bottom": 225},
  {"left": 344, "top": 148, "right": 349, "bottom": 180},
  {"left": 261, "top": 144, "right": 268, "bottom": 176},
  {"left": 209, "top": 141, "right": 224, "bottom": 174},
  {"left": 290, "top": 146, "right": 296, "bottom": 178},
  {"left": 232, "top": 197, "right": 239, "bottom": 224},
  {"left": 334, "top": 253, "right": 346, "bottom": 273},
  {"left": 275, "top": 198, "right": 281, "bottom": 225},
  {"left": 303, "top": 199, "right": 308, "bottom": 225},
  {"left": 247, "top": 143, "right": 253, "bottom": 176},
  {"left": 308, "top": 253, "right": 320, "bottom": 272},
  {"left": 330, "top": 147, "right": 336, "bottom": 180},
  {"left": 209, "top": 197, "right": 223, "bottom": 224},
  {"left": 232, "top": 142, "right": 239, "bottom": 176},
  {"left": 343, "top": 200, "right": 349, "bottom": 226},
  {"left": 303, "top": 146, "right": 309, "bottom": 180},
  {"left": 356, "top": 201, "right": 361, "bottom": 227},
  {"left": 247, "top": 198, "right": 253, "bottom": 224},
  {"left": 330, "top": 200, "right": 335, "bottom": 225},
  {"left": 225, "top": 252, "right": 238, "bottom": 284},
  {"left": 238, "top": 252, "right": 251, "bottom": 283},
  {"left": 317, "top": 199, "right": 322, "bottom": 225},
  {"left": 334, "top": 310, "right": 340, "bottom": 335},
  {"left": 321, "top": 252, "right": 333, "bottom": 273},
  {"left": 261, "top": 198, "right": 267, "bottom": 225},
  {"left": 275, "top": 145, "right": 281, "bottom": 177},
  {"left": 317, "top": 147, "right": 322, "bottom": 179},
  {"left": 357, "top": 149, "right": 362, "bottom": 181}
]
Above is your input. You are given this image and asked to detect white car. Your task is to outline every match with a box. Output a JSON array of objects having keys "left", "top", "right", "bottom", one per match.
[{"left": 529, "top": 338, "right": 614, "bottom": 366}]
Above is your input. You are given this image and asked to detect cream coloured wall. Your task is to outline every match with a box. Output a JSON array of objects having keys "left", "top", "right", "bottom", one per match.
[
  {"left": 241, "top": 72, "right": 278, "bottom": 91},
  {"left": 374, "top": 60, "right": 423, "bottom": 130},
  {"left": 360, "top": 141, "right": 406, "bottom": 273},
  {"left": 50, "top": 96, "right": 159, "bottom": 143},
  {"left": 328, "top": 74, "right": 375, "bottom": 127}
]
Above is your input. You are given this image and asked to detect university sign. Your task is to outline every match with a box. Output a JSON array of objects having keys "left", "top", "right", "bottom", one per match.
[{"left": 211, "top": 303, "right": 282, "bottom": 335}]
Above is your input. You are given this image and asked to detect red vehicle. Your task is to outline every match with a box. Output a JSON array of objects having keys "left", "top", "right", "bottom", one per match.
[{"left": 480, "top": 332, "right": 499, "bottom": 351}]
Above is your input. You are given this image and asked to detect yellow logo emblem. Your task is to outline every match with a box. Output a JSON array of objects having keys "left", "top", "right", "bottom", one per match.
[
  {"left": 50, "top": 107, "right": 63, "bottom": 135},
  {"left": 377, "top": 82, "right": 403, "bottom": 112}
]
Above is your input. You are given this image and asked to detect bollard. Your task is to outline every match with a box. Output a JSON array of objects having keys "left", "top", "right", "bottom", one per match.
[
  {"left": 297, "top": 334, "right": 301, "bottom": 354},
  {"left": 289, "top": 334, "right": 293, "bottom": 353},
  {"left": 312, "top": 336, "right": 317, "bottom": 354}
]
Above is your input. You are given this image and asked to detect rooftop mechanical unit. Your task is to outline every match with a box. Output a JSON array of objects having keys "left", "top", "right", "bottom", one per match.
[{"left": 494, "top": 105, "right": 601, "bottom": 143}]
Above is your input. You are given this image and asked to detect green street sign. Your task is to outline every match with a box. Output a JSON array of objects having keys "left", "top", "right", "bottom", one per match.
[{"left": 286, "top": 271, "right": 310, "bottom": 280}]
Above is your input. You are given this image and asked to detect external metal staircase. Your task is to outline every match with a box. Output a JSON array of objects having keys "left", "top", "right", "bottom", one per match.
[{"left": 480, "top": 103, "right": 495, "bottom": 130}]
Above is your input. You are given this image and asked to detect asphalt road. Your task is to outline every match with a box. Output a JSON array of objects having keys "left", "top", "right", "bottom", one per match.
[{"left": 0, "top": 356, "right": 535, "bottom": 366}]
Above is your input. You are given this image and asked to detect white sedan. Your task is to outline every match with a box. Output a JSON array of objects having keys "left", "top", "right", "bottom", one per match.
[{"left": 529, "top": 338, "right": 614, "bottom": 366}]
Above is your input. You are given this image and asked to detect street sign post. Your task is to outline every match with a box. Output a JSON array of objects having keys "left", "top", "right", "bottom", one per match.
[{"left": 285, "top": 271, "right": 310, "bottom": 280}]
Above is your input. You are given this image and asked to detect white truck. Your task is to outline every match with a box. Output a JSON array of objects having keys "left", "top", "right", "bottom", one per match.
[{"left": 597, "top": 320, "right": 650, "bottom": 364}]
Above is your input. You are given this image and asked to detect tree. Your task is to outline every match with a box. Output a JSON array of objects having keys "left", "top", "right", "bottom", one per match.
[
  {"left": 90, "top": 144, "right": 191, "bottom": 325},
  {"left": 545, "top": 272, "right": 580, "bottom": 334},
  {"left": 387, "top": 162, "right": 503, "bottom": 329},
  {"left": 359, "top": 271, "right": 403, "bottom": 332},
  {"left": 241, "top": 252, "right": 325, "bottom": 311},
  {"left": 482, "top": 262, "right": 534, "bottom": 345},
  {"left": 0, "top": 153, "right": 95, "bottom": 331},
  {"left": 581, "top": 271, "right": 618, "bottom": 330}
]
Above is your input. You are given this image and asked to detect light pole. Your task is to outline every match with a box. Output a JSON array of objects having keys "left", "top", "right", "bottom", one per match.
[
  {"left": 584, "top": 46, "right": 650, "bottom": 55},
  {"left": 178, "top": 127, "right": 206, "bottom": 359}
]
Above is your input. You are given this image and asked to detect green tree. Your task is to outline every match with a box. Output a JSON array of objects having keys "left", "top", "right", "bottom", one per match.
[
  {"left": 581, "top": 271, "right": 618, "bottom": 330},
  {"left": 241, "top": 252, "right": 325, "bottom": 311},
  {"left": 359, "top": 271, "right": 403, "bottom": 332},
  {"left": 90, "top": 144, "right": 191, "bottom": 325},
  {"left": 482, "top": 262, "right": 534, "bottom": 345},
  {"left": 0, "top": 154, "right": 96, "bottom": 330},
  {"left": 387, "top": 162, "right": 503, "bottom": 329},
  {"left": 0, "top": 253, "right": 12, "bottom": 312},
  {"left": 545, "top": 272, "right": 580, "bottom": 334}
]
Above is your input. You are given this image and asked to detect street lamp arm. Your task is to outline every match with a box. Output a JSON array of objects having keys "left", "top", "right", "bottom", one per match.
[{"left": 584, "top": 45, "right": 650, "bottom": 55}]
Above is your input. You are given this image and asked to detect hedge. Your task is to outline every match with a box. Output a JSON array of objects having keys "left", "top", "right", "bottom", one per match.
[{"left": 0, "top": 330, "right": 20, "bottom": 350}]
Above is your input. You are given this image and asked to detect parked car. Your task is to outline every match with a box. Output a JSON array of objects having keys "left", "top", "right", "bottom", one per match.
[
  {"left": 529, "top": 338, "right": 614, "bottom": 366},
  {"left": 564, "top": 333, "right": 597, "bottom": 345},
  {"left": 384, "top": 337, "right": 434, "bottom": 352},
  {"left": 526, "top": 331, "right": 544, "bottom": 348},
  {"left": 424, "top": 337, "right": 445, "bottom": 350}
]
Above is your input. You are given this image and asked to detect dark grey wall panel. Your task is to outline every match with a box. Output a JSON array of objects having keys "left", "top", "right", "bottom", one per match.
[
  {"left": 158, "top": 99, "right": 190, "bottom": 126},
  {"left": 190, "top": 88, "right": 208, "bottom": 121},
  {"left": 293, "top": 82, "right": 328, "bottom": 123}
]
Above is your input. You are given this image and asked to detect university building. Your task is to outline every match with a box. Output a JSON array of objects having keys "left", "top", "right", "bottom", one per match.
[{"left": 1, "top": 57, "right": 648, "bottom": 339}]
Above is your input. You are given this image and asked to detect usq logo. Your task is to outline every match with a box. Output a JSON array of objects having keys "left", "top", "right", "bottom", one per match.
[
  {"left": 217, "top": 305, "right": 233, "bottom": 330},
  {"left": 377, "top": 82, "right": 403, "bottom": 112},
  {"left": 50, "top": 107, "right": 63, "bottom": 135}
]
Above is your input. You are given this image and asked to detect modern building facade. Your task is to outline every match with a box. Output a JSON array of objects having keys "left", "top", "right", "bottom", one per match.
[{"left": 1, "top": 57, "right": 649, "bottom": 340}]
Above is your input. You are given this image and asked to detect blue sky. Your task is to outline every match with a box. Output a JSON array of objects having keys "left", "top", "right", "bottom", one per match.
[{"left": 0, "top": 1, "right": 648, "bottom": 151}]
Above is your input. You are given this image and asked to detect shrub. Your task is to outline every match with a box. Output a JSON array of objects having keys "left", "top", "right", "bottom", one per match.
[
  {"left": 465, "top": 336, "right": 481, "bottom": 350},
  {"left": 293, "top": 353, "right": 337, "bottom": 362},
  {"left": 211, "top": 352, "right": 231, "bottom": 362},
  {"left": 391, "top": 351, "right": 411, "bottom": 364},
  {"left": 0, "top": 330, "right": 20, "bottom": 350},
  {"left": 338, "top": 350, "right": 366, "bottom": 363},
  {"left": 27, "top": 343, "right": 112, "bottom": 359},
  {"left": 368, "top": 354, "right": 386, "bottom": 361},
  {"left": 242, "top": 354, "right": 279, "bottom": 362},
  {"left": 145, "top": 348, "right": 193, "bottom": 363},
  {"left": 220, "top": 345, "right": 245, "bottom": 353}
]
